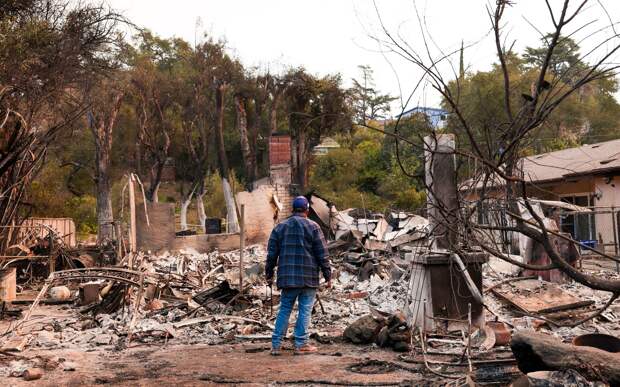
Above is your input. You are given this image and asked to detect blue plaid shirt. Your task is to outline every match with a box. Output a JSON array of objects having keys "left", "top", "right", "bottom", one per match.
[{"left": 266, "top": 214, "right": 330, "bottom": 289}]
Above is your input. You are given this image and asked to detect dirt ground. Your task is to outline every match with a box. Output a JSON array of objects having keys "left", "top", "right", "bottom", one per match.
[
  {"left": 0, "top": 300, "right": 428, "bottom": 386},
  {"left": 4, "top": 341, "right": 426, "bottom": 386}
]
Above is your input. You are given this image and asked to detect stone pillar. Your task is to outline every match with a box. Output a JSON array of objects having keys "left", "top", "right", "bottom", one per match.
[
  {"left": 406, "top": 134, "right": 487, "bottom": 331},
  {"left": 424, "top": 134, "right": 458, "bottom": 250}
]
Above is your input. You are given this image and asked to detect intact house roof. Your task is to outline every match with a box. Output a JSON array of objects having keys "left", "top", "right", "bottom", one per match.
[
  {"left": 522, "top": 138, "right": 620, "bottom": 183},
  {"left": 395, "top": 106, "right": 448, "bottom": 128},
  {"left": 461, "top": 138, "right": 620, "bottom": 192},
  {"left": 397, "top": 106, "right": 447, "bottom": 117},
  {"left": 312, "top": 137, "right": 341, "bottom": 155},
  {"left": 314, "top": 137, "right": 340, "bottom": 149}
]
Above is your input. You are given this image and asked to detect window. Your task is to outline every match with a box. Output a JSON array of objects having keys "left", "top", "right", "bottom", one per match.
[
  {"left": 477, "top": 201, "right": 490, "bottom": 225},
  {"left": 560, "top": 195, "right": 596, "bottom": 241}
]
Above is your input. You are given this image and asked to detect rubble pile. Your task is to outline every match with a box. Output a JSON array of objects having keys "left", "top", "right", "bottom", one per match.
[
  {"left": 140, "top": 245, "right": 266, "bottom": 290},
  {"left": 0, "top": 244, "right": 416, "bottom": 360},
  {"left": 1, "top": 206, "right": 619, "bottom": 386},
  {"left": 336, "top": 250, "right": 620, "bottom": 384},
  {"left": 309, "top": 194, "right": 429, "bottom": 253},
  {"left": 484, "top": 264, "right": 620, "bottom": 339},
  {"left": 331, "top": 209, "right": 428, "bottom": 246}
]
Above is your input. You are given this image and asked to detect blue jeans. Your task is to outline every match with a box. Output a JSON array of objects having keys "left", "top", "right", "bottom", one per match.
[{"left": 272, "top": 287, "right": 317, "bottom": 349}]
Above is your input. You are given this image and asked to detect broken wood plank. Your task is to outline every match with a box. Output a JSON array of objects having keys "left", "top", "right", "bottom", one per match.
[
  {"left": 542, "top": 307, "right": 594, "bottom": 321},
  {"left": 213, "top": 314, "right": 273, "bottom": 329},
  {"left": 173, "top": 315, "right": 274, "bottom": 330},
  {"left": 11, "top": 298, "right": 73, "bottom": 305},
  {"left": 1, "top": 335, "right": 29, "bottom": 352},
  {"left": 173, "top": 316, "right": 211, "bottom": 328},
  {"left": 491, "top": 279, "right": 594, "bottom": 314},
  {"left": 387, "top": 232, "right": 425, "bottom": 248},
  {"left": 364, "top": 239, "right": 388, "bottom": 251}
]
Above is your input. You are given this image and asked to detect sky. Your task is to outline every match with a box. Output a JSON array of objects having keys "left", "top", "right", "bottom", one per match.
[{"left": 108, "top": 0, "right": 620, "bottom": 112}]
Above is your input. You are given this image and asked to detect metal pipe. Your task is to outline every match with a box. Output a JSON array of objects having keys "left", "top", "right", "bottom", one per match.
[
  {"left": 48, "top": 230, "right": 55, "bottom": 274},
  {"left": 612, "top": 207, "right": 619, "bottom": 273},
  {"left": 418, "top": 327, "right": 460, "bottom": 379},
  {"left": 451, "top": 253, "right": 484, "bottom": 304},
  {"left": 422, "top": 299, "right": 427, "bottom": 334},
  {"left": 466, "top": 303, "right": 473, "bottom": 373}
]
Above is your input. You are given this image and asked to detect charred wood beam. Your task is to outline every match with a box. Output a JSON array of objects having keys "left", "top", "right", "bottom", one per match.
[{"left": 511, "top": 330, "right": 620, "bottom": 385}]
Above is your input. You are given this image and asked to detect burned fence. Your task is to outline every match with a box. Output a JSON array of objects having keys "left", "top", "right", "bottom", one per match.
[{"left": 470, "top": 200, "right": 620, "bottom": 274}]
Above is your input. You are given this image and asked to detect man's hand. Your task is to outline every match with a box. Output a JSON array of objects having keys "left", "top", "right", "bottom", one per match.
[{"left": 324, "top": 279, "right": 332, "bottom": 289}]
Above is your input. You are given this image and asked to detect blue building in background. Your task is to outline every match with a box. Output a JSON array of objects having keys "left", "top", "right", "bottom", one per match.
[{"left": 396, "top": 107, "right": 448, "bottom": 128}]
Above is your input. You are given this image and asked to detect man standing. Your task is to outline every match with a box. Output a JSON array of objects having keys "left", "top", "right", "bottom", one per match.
[{"left": 266, "top": 196, "right": 331, "bottom": 356}]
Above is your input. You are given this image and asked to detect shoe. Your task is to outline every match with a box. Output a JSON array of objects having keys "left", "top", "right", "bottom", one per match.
[
  {"left": 294, "top": 344, "right": 318, "bottom": 355},
  {"left": 270, "top": 347, "right": 281, "bottom": 356}
]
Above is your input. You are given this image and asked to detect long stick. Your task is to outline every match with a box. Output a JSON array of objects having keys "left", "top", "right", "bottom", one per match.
[
  {"left": 11, "top": 277, "right": 52, "bottom": 335},
  {"left": 269, "top": 284, "right": 273, "bottom": 317},
  {"left": 239, "top": 204, "right": 245, "bottom": 292},
  {"left": 315, "top": 292, "right": 326, "bottom": 314},
  {"left": 127, "top": 274, "right": 145, "bottom": 343}
]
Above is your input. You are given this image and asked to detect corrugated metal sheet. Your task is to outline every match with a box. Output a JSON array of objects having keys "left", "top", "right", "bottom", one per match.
[{"left": 22, "top": 218, "right": 76, "bottom": 247}]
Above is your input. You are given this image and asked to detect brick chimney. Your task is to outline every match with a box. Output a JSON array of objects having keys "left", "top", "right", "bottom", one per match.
[{"left": 269, "top": 134, "right": 293, "bottom": 222}]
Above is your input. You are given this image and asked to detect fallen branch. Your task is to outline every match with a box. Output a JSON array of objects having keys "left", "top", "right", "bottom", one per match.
[{"left": 561, "top": 292, "right": 619, "bottom": 328}]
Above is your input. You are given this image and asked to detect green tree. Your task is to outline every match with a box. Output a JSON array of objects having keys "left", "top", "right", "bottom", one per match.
[
  {"left": 523, "top": 34, "right": 584, "bottom": 81},
  {"left": 127, "top": 32, "right": 191, "bottom": 202},
  {"left": 444, "top": 41, "right": 620, "bottom": 155},
  {"left": 522, "top": 35, "right": 620, "bottom": 147},
  {"left": 285, "top": 68, "right": 352, "bottom": 190},
  {"left": 350, "top": 65, "right": 396, "bottom": 124},
  {"left": 309, "top": 125, "right": 425, "bottom": 213}
]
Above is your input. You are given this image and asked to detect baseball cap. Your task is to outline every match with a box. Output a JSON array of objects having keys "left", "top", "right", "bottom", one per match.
[{"left": 292, "top": 196, "right": 309, "bottom": 212}]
